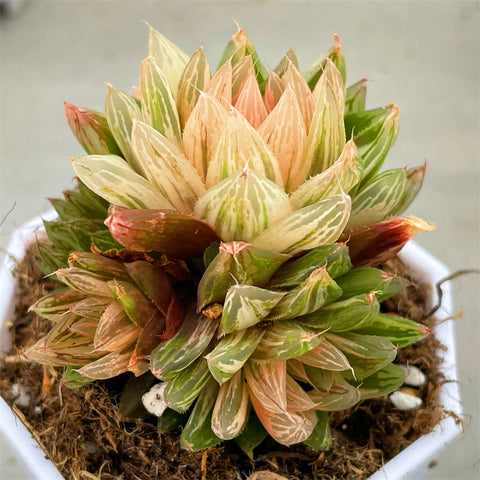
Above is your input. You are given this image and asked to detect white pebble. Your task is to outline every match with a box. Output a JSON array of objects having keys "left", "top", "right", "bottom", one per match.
[
  {"left": 10, "top": 383, "right": 32, "bottom": 408},
  {"left": 399, "top": 364, "right": 427, "bottom": 387},
  {"left": 389, "top": 390, "right": 423, "bottom": 410},
  {"left": 142, "top": 382, "right": 168, "bottom": 417}
]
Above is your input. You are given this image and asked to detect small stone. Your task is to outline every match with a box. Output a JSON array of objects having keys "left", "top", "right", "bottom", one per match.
[
  {"left": 142, "top": 382, "right": 168, "bottom": 417},
  {"left": 10, "top": 383, "right": 32, "bottom": 408},
  {"left": 34, "top": 406, "right": 42, "bottom": 415},
  {"left": 399, "top": 364, "right": 427, "bottom": 387},
  {"left": 389, "top": 388, "right": 423, "bottom": 410}
]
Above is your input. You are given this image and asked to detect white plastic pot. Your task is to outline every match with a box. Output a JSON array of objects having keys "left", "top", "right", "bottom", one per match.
[{"left": 0, "top": 215, "right": 463, "bottom": 480}]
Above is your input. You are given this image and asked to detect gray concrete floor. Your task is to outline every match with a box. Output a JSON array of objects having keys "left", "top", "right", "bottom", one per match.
[{"left": 0, "top": 1, "right": 479, "bottom": 479}]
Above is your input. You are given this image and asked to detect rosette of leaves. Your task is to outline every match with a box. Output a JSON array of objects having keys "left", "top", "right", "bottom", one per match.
[{"left": 27, "top": 27, "right": 435, "bottom": 454}]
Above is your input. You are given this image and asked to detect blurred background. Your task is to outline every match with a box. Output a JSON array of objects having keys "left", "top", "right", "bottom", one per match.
[{"left": 0, "top": 1, "right": 478, "bottom": 479}]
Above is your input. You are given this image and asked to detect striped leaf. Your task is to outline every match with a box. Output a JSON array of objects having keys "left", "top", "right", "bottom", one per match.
[
  {"left": 267, "top": 267, "right": 342, "bottom": 321},
  {"left": 211, "top": 370, "right": 249, "bottom": 440},
  {"left": 140, "top": 56, "right": 182, "bottom": 145},
  {"left": 105, "top": 207, "right": 220, "bottom": 259},
  {"left": 71, "top": 297, "right": 111, "bottom": 319},
  {"left": 197, "top": 242, "right": 290, "bottom": 311},
  {"left": 335, "top": 267, "right": 407, "bottom": 301},
  {"left": 258, "top": 86, "right": 307, "bottom": 193},
  {"left": 56, "top": 267, "right": 113, "bottom": 298},
  {"left": 303, "top": 411, "right": 332, "bottom": 451},
  {"left": 64, "top": 102, "right": 122, "bottom": 156},
  {"left": 72, "top": 154, "right": 173, "bottom": 210},
  {"left": 164, "top": 357, "right": 212, "bottom": 412},
  {"left": 273, "top": 47, "right": 300, "bottom": 77},
  {"left": 342, "top": 215, "right": 435, "bottom": 268},
  {"left": 263, "top": 70, "right": 286, "bottom": 113},
  {"left": 393, "top": 162, "right": 426, "bottom": 215},
  {"left": 205, "top": 110, "right": 283, "bottom": 189},
  {"left": 305, "top": 368, "right": 360, "bottom": 411},
  {"left": 286, "top": 374, "right": 316, "bottom": 412},
  {"left": 108, "top": 280, "right": 158, "bottom": 327},
  {"left": 221, "top": 285, "right": 285, "bottom": 335},
  {"left": 233, "top": 67, "right": 268, "bottom": 128},
  {"left": 300, "top": 59, "right": 345, "bottom": 180},
  {"left": 303, "top": 34, "right": 346, "bottom": 89},
  {"left": 131, "top": 121, "right": 205, "bottom": 214},
  {"left": 267, "top": 243, "right": 352, "bottom": 289},
  {"left": 326, "top": 332, "right": 397, "bottom": 379},
  {"left": 206, "top": 327, "right": 265, "bottom": 385},
  {"left": 353, "top": 313, "right": 431, "bottom": 348},
  {"left": 297, "top": 293, "right": 379, "bottom": 332},
  {"left": 290, "top": 139, "right": 360, "bottom": 208},
  {"left": 344, "top": 104, "right": 400, "bottom": 183},
  {"left": 195, "top": 169, "right": 290, "bottom": 242},
  {"left": 296, "top": 340, "right": 352, "bottom": 372},
  {"left": 148, "top": 26, "right": 190, "bottom": 99},
  {"left": 282, "top": 61, "right": 314, "bottom": 130},
  {"left": 244, "top": 359, "right": 287, "bottom": 413},
  {"left": 232, "top": 55, "right": 255, "bottom": 100},
  {"left": 180, "top": 377, "right": 221, "bottom": 451},
  {"left": 347, "top": 168, "right": 407, "bottom": 230},
  {"left": 30, "top": 289, "right": 86, "bottom": 322},
  {"left": 150, "top": 306, "right": 218, "bottom": 380},
  {"left": 182, "top": 93, "right": 229, "bottom": 180},
  {"left": 357, "top": 363, "right": 407, "bottom": 400},
  {"left": 249, "top": 390, "right": 316, "bottom": 446},
  {"left": 77, "top": 348, "right": 133, "bottom": 380},
  {"left": 286, "top": 359, "right": 311, "bottom": 384},
  {"left": 94, "top": 301, "right": 140, "bottom": 352},
  {"left": 104, "top": 85, "right": 143, "bottom": 172},
  {"left": 205, "top": 60, "right": 232, "bottom": 108},
  {"left": 253, "top": 321, "right": 321, "bottom": 361},
  {"left": 177, "top": 46, "right": 211, "bottom": 128},
  {"left": 67, "top": 252, "right": 128, "bottom": 280},
  {"left": 345, "top": 78, "right": 368, "bottom": 114},
  {"left": 253, "top": 194, "right": 351, "bottom": 255}
]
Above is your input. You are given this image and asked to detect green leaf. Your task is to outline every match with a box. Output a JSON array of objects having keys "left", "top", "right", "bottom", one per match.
[
  {"left": 253, "top": 194, "right": 351, "bottom": 256},
  {"left": 30, "top": 288, "right": 86, "bottom": 322},
  {"left": 150, "top": 305, "right": 218, "bottom": 380},
  {"left": 353, "top": 313, "right": 431, "bottom": 348},
  {"left": 357, "top": 363, "right": 407, "bottom": 400},
  {"left": 253, "top": 321, "right": 321, "bottom": 361},
  {"left": 119, "top": 372, "right": 157, "bottom": 419},
  {"left": 211, "top": 370, "right": 250, "bottom": 440},
  {"left": 56, "top": 267, "right": 114, "bottom": 298},
  {"left": 62, "top": 366, "right": 95, "bottom": 389},
  {"left": 206, "top": 327, "right": 265, "bottom": 384},
  {"left": 234, "top": 410, "right": 268, "bottom": 459},
  {"left": 157, "top": 408, "right": 189, "bottom": 433},
  {"left": 195, "top": 169, "right": 290, "bottom": 243},
  {"left": 335, "top": 267, "right": 406, "bottom": 301},
  {"left": 345, "top": 78, "right": 368, "bottom": 114},
  {"left": 267, "top": 243, "right": 352, "bottom": 289},
  {"left": 267, "top": 267, "right": 342, "bottom": 321},
  {"left": 164, "top": 357, "right": 212, "bottom": 413},
  {"left": 180, "top": 377, "right": 221, "bottom": 451},
  {"left": 303, "top": 411, "right": 332, "bottom": 451},
  {"left": 197, "top": 242, "right": 290, "bottom": 311}
]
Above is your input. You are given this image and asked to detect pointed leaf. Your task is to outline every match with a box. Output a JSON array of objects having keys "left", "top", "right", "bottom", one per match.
[
  {"left": 234, "top": 411, "right": 268, "bottom": 459},
  {"left": 64, "top": 102, "right": 121, "bottom": 156},
  {"left": 273, "top": 47, "right": 299, "bottom": 77},
  {"left": 357, "top": 363, "right": 408, "bottom": 400},
  {"left": 303, "top": 411, "right": 332, "bottom": 451},
  {"left": 233, "top": 68, "right": 268, "bottom": 128},
  {"left": 131, "top": 120, "right": 205, "bottom": 214},
  {"left": 105, "top": 207, "right": 220, "bottom": 259},
  {"left": 140, "top": 56, "right": 181, "bottom": 145},
  {"left": 177, "top": 46, "right": 211, "bottom": 128},
  {"left": 393, "top": 162, "right": 427, "bottom": 215},
  {"left": 212, "top": 370, "right": 249, "bottom": 439},
  {"left": 30, "top": 289, "right": 86, "bottom": 322},
  {"left": 148, "top": 26, "right": 190, "bottom": 99},
  {"left": 77, "top": 348, "right": 133, "bottom": 379},
  {"left": 297, "top": 340, "right": 353, "bottom": 372},
  {"left": 180, "top": 377, "right": 221, "bottom": 451},
  {"left": 206, "top": 328, "right": 265, "bottom": 384},
  {"left": 258, "top": 87, "right": 307, "bottom": 192},
  {"left": 263, "top": 70, "right": 286, "bottom": 113},
  {"left": 205, "top": 111, "right": 283, "bottom": 188},
  {"left": 253, "top": 194, "right": 351, "bottom": 255},
  {"left": 67, "top": 251, "right": 128, "bottom": 280},
  {"left": 56, "top": 267, "right": 113, "bottom": 298},
  {"left": 104, "top": 85, "right": 143, "bottom": 171},
  {"left": 72, "top": 154, "right": 173, "bottom": 210},
  {"left": 221, "top": 285, "right": 285, "bottom": 334},
  {"left": 286, "top": 375, "right": 316, "bottom": 411},
  {"left": 345, "top": 78, "right": 368, "bottom": 114},
  {"left": 290, "top": 139, "right": 359, "bottom": 207},
  {"left": 205, "top": 60, "right": 232, "bottom": 108},
  {"left": 196, "top": 169, "right": 290, "bottom": 242}
]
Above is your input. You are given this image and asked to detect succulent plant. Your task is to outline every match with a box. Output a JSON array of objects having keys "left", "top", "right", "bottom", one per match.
[{"left": 27, "top": 27, "right": 434, "bottom": 453}]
